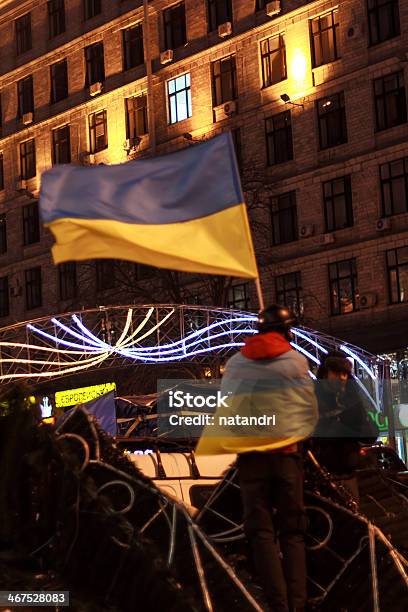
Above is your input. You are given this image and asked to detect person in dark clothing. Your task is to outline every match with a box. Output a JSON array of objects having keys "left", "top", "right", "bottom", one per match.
[{"left": 313, "top": 352, "right": 378, "bottom": 500}]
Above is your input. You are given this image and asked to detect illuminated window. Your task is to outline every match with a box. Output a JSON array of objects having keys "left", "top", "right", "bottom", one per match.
[
  {"left": 276, "top": 272, "right": 303, "bottom": 318},
  {"left": 227, "top": 283, "right": 250, "bottom": 310},
  {"left": 368, "top": 0, "right": 400, "bottom": 46},
  {"left": 53, "top": 125, "right": 71, "bottom": 164},
  {"left": 260, "top": 35, "right": 286, "bottom": 88},
  {"left": 48, "top": 0, "right": 65, "bottom": 38},
  {"left": 50, "top": 60, "right": 68, "bottom": 103},
  {"left": 380, "top": 157, "right": 408, "bottom": 216},
  {"left": 374, "top": 71, "right": 407, "bottom": 131},
  {"left": 20, "top": 139, "right": 36, "bottom": 179},
  {"left": 123, "top": 23, "right": 144, "bottom": 70},
  {"left": 25, "top": 267, "right": 42, "bottom": 310},
  {"left": 317, "top": 92, "right": 347, "bottom": 150},
  {"left": 323, "top": 176, "right": 353, "bottom": 232},
  {"left": 0, "top": 277, "right": 9, "bottom": 318},
  {"left": 329, "top": 259, "right": 359, "bottom": 315},
  {"left": 22, "top": 202, "right": 40, "bottom": 245},
  {"left": 387, "top": 247, "right": 408, "bottom": 304},
  {"left": 17, "top": 75, "right": 34, "bottom": 118},
  {"left": 265, "top": 110, "right": 293, "bottom": 166},
  {"left": 59, "top": 262, "right": 77, "bottom": 300},
  {"left": 212, "top": 56, "right": 236, "bottom": 106},
  {"left": 126, "top": 95, "right": 148, "bottom": 138},
  {"left": 84, "top": 0, "right": 101, "bottom": 20},
  {"left": 85, "top": 42, "right": 105, "bottom": 86},
  {"left": 89, "top": 110, "right": 108, "bottom": 153},
  {"left": 208, "top": 0, "right": 232, "bottom": 32},
  {"left": 15, "top": 14, "right": 32, "bottom": 55},
  {"left": 163, "top": 2, "right": 186, "bottom": 49},
  {"left": 270, "top": 191, "right": 298, "bottom": 245},
  {"left": 96, "top": 260, "right": 116, "bottom": 291},
  {"left": 0, "top": 214, "right": 7, "bottom": 253},
  {"left": 310, "top": 10, "right": 340, "bottom": 68},
  {"left": 0, "top": 155, "right": 4, "bottom": 192},
  {"left": 167, "top": 73, "right": 192, "bottom": 124}
]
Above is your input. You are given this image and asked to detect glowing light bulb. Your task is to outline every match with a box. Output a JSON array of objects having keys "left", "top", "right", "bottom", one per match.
[{"left": 291, "top": 50, "right": 307, "bottom": 83}]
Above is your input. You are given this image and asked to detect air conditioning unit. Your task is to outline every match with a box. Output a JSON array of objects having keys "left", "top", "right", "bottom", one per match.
[
  {"left": 266, "top": 1, "right": 281, "bottom": 17},
  {"left": 22, "top": 112, "right": 33, "bottom": 125},
  {"left": 376, "top": 217, "right": 392, "bottom": 231},
  {"left": 214, "top": 100, "right": 237, "bottom": 121},
  {"left": 299, "top": 224, "right": 314, "bottom": 238},
  {"left": 89, "top": 82, "right": 103, "bottom": 97},
  {"left": 160, "top": 49, "right": 173, "bottom": 65},
  {"left": 123, "top": 136, "right": 141, "bottom": 152},
  {"left": 321, "top": 233, "right": 335, "bottom": 245},
  {"left": 218, "top": 22, "right": 232, "bottom": 38},
  {"left": 360, "top": 292, "right": 378, "bottom": 309}
]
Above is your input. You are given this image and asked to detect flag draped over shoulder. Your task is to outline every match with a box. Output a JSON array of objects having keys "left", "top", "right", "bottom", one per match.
[{"left": 39, "top": 133, "right": 258, "bottom": 278}]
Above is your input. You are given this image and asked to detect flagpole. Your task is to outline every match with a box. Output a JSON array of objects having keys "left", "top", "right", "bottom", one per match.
[{"left": 254, "top": 276, "right": 264, "bottom": 312}]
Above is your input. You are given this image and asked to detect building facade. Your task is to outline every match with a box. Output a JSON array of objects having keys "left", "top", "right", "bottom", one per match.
[{"left": 0, "top": 0, "right": 407, "bottom": 355}]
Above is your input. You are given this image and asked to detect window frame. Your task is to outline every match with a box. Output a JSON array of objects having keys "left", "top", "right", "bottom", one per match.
[
  {"left": 89, "top": 109, "right": 108, "bottom": 153},
  {"left": 212, "top": 55, "right": 237, "bottom": 107},
  {"left": 329, "top": 258, "right": 359, "bottom": 315},
  {"left": 323, "top": 175, "right": 354, "bottom": 232},
  {"left": 22, "top": 201, "right": 40, "bottom": 246},
  {"left": 163, "top": 2, "right": 187, "bottom": 50},
  {"left": 122, "top": 23, "right": 144, "bottom": 71},
  {"left": 0, "top": 214, "right": 7, "bottom": 254},
  {"left": 84, "top": 0, "right": 102, "bottom": 21},
  {"left": 15, "top": 13, "right": 32, "bottom": 56},
  {"left": 125, "top": 95, "right": 148, "bottom": 139},
  {"left": 50, "top": 59, "right": 68, "bottom": 104},
  {"left": 367, "top": 0, "right": 400, "bottom": 46},
  {"left": 20, "top": 139, "right": 36, "bottom": 180},
  {"left": 85, "top": 42, "right": 105, "bottom": 87},
  {"left": 48, "top": 0, "right": 66, "bottom": 39},
  {"left": 380, "top": 157, "right": 408, "bottom": 217},
  {"left": 265, "top": 110, "right": 293, "bottom": 166},
  {"left": 0, "top": 276, "right": 9, "bottom": 318},
  {"left": 227, "top": 283, "right": 250, "bottom": 310},
  {"left": 52, "top": 125, "right": 71, "bottom": 164},
  {"left": 167, "top": 73, "right": 192, "bottom": 124},
  {"left": 17, "top": 75, "right": 34, "bottom": 119},
  {"left": 59, "top": 262, "right": 77, "bottom": 300},
  {"left": 276, "top": 271, "right": 303, "bottom": 318},
  {"left": 0, "top": 154, "right": 4, "bottom": 192},
  {"left": 208, "top": 0, "right": 232, "bottom": 32},
  {"left": 96, "top": 259, "right": 116, "bottom": 291},
  {"left": 374, "top": 71, "right": 407, "bottom": 132},
  {"left": 310, "top": 9, "right": 340, "bottom": 68},
  {"left": 25, "top": 266, "right": 42, "bottom": 310},
  {"left": 317, "top": 91, "right": 348, "bottom": 150},
  {"left": 386, "top": 246, "right": 408, "bottom": 304},
  {"left": 270, "top": 191, "right": 298, "bottom": 246},
  {"left": 260, "top": 34, "right": 287, "bottom": 89}
]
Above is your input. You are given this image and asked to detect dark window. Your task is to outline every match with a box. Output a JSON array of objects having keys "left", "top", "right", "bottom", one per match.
[
  {"left": 323, "top": 176, "right": 353, "bottom": 232},
  {"left": 374, "top": 71, "right": 407, "bottom": 131},
  {"left": 89, "top": 110, "right": 108, "bottom": 153},
  {"left": 0, "top": 155, "right": 4, "bottom": 191},
  {"left": 48, "top": 0, "right": 66, "bottom": 38},
  {"left": 260, "top": 35, "right": 287, "bottom": 88},
  {"left": 256, "top": 0, "right": 267, "bottom": 9},
  {"left": 52, "top": 125, "right": 71, "bottom": 164},
  {"left": 17, "top": 76, "right": 34, "bottom": 118},
  {"left": 265, "top": 111, "right": 293, "bottom": 166},
  {"left": 123, "top": 24, "right": 144, "bottom": 70},
  {"left": 84, "top": 0, "right": 101, "bottom": 20},
  {"left": 25, "top": 267, "right": 42, "bottom": 310},
  {"left": 387, "top": 247, "right": 408, "bottom": 303},
  {"left": 329, "top": 258, "right": 359, "bottom": 315},
  {"left": 317, "top": 92, "right": 347, "bottom": 149},
  {"left": 85, "top": 42, "right": 105, "bottom": 87},
  {"left": 368, "top": 0, "right": 400, "bottom": 46},
  {"left": 311, "top": 10, "right": 339, "bottom": 68},
  {"left": 212, "top": 56, "right": 236, "bottom": 106},
  {"left": 50, "top": 60, "right": 68, "bottom": 103},
  {"left": 227, "top": 283, "right": 250, "bottom": 309},
  {"left": 0, "top": 277, "right": 9, "bottom": 318},
  {"left": 126, "top": 95, "right": 148, "bottom": 139},
  {"left": 380, "top": 157, "right": 408, "bottom": 216},
  {"left": 270, "top": 191, "right": 298, "bottom": 245},
  {"left": 232, "top": 128, "right": 242, "bottom": 172},
  {"left": 16, "top": 14, "right": 32, "bottom": 55},
  {"left": 135, "top": 263, "right": 155, "bottom": 281},
  {"left": 167, "top": 74, "right": 192, "bottom": 124},
  {"left": 20, "top": 139, "right": 36, "bottom": 180},
  {"left": 0, "top": 214, "right": 7, "bottom": 254},
  {"left": 208, "top": 0, "right": 232, "bottom": 32},
  {"left": 59, "top": 262, "right": 77, "bottom": 300},
  {"left": 276, "top": 271, "right": 303, "bottom": 318},
  {"left": 0, "top": 94, "right": 2, "bottom": 131},
  {"left": 96, "top": 260, "right": 115, "bottom": 291},
  {"left": 22, "top": 201, "right": 40, "bottom": 245},
  {"left": 163, "top": 2, "right": 186, "bottom": 50}
]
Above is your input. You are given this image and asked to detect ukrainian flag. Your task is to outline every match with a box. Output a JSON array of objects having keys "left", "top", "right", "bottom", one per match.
[{"left": 40, "top": 133, "right": 258, "bottom": 278}]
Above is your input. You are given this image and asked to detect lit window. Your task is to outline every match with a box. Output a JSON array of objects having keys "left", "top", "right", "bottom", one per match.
[
  {"left": 167, "top": 74, "right": 192, "bottom": 124},
  {"left": 387, "top": 247, "right": 408, "bottom": 304},
  {"left": 89, "top": 110, "right": 108, "bottom": 153},
  {"left": 260, "top": 35, "right": 287, "bottom": 88},
  {"left": 310, "top": 10, "right": 340, "bottom": 68},
  {"left": 53, "top": 125, "right": 71, "bottom": 164},
  {"left": 212, "top": 56, "right": 236, "bottom": 106},
  {"left": 329, "top": 259, "right": 359, "bottom": 315},
  {"left": 126, "top": 96, "right": 148, "bottom": 139}
]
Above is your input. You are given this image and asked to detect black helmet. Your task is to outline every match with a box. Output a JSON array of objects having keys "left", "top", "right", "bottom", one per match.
[
  {"left": 257, "top": 304, "right": 298, "bottom": 336},
  {"left": 317, "top": 351, "right": 353, "bottom": 379}
]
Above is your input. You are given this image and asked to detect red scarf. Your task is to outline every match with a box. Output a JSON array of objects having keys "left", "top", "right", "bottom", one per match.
[{"left": 241, "top": 332, "right": 291, "bottom": 360}]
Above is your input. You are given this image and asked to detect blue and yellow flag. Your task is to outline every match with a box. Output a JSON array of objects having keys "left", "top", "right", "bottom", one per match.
[{"left": 39, "top": 133, "right": 258, "bottom": 278}]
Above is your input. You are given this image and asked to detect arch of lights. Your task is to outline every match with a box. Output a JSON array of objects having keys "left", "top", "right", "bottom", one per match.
[{"left": 0, "top": 305, "right": 382, "bottom": 408}]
